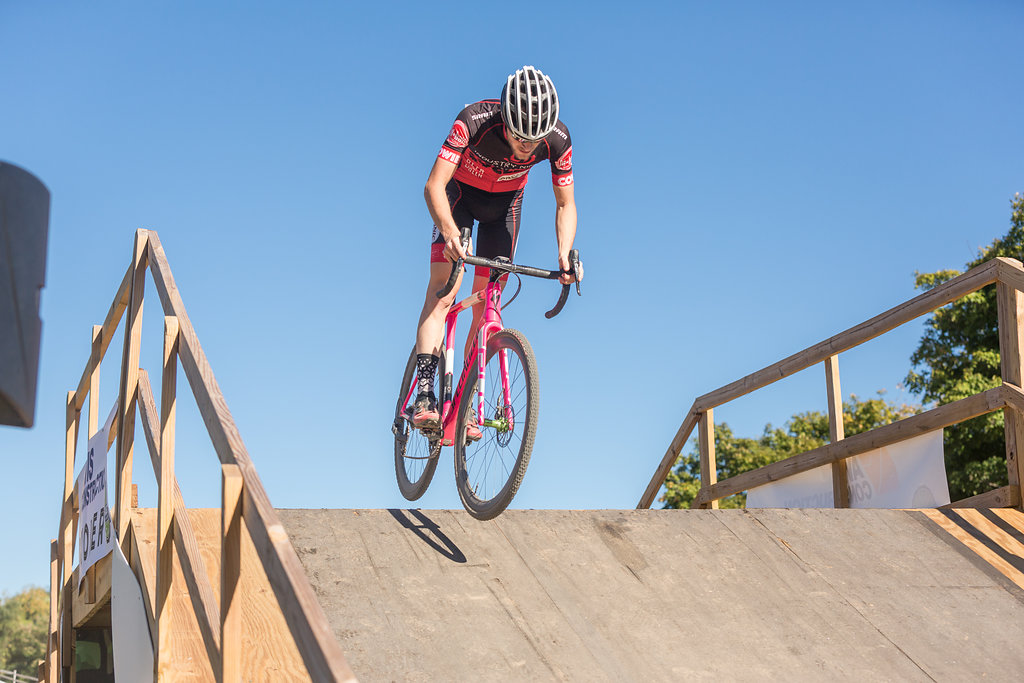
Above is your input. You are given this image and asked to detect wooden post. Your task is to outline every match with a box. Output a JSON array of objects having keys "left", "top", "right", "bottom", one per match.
[
  {"left": 116, "top": 230, "right": 148, "bottom": 542},
  {"left": 155, "top": 317, "right": 179, "bottom": 682},
  {"left": 698, "top": 409, "right": 719, "bottom": 509},
  {"left": 89, "top": 325, "right": 101, "bottom": 438},
  {"left": 221, "top": 464, "right": 243, "bottom": 683},
  {"left": 60, "top": 391, "right": 79, "bottom": 674},
  {"left": 997, "top": 281, "right": 1024, "bottom": 507},
  {"left": 81, "top": 324, "right": 104, "bottom": 607},
  {"left": 47, "top": 539, "right": 58, "bottom": 683},
  {"left": 825, "top": 355, "right": 850, "bottom": 508}
]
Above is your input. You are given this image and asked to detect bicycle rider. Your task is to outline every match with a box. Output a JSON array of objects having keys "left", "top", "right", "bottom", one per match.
[{"left": 411, "top": 65, "right": 582, "bottom": 438}]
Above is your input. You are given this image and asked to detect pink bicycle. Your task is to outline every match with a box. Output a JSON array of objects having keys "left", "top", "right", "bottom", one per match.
[{"left": 393, "top": 228, "right": 582, "bottom": 520}]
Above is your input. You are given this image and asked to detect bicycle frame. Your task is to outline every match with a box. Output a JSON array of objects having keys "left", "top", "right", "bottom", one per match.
[{"left": 401, "top": 276, "right": 513, "bottom": 447}]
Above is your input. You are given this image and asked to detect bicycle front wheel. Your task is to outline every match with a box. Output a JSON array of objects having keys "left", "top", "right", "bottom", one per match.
[
  {"left": 393, "top": 348, "right": 441, "bottom": 501},
  {"left": 454, "top": 329, "right": 539, "bottom": 520}
]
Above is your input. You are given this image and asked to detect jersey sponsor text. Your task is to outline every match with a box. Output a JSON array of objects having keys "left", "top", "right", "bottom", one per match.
[
  {"left": 555, "top": 147, "right": 573, "bottom": 171},
  {"left": 438, "top": 147, "right": 461, "bottom": 165},
  {"left": 446, "top": 120, "right": 469, "bottom": 148}
]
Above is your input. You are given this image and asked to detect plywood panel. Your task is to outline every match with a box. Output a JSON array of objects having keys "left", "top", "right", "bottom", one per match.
[{"left": 130, "top": 509, "right": 309, "bottom": 681}]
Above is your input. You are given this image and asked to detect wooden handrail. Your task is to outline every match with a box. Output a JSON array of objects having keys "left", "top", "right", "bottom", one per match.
[
  {"left": 640, "top": 257, "right": 1024, "bottom": 510},
  {"left": 137, "top": 370, "right": 221, "bottom": 668},
  {"left": 694, "top": 258, "right": 1004, "bottom": 413},
  {"left": 49, "top": 229, "right": 356, "bottom": 683},
  {"left": 638, "top": 408, "right": 700, "bottom": 509},
  {"left": 693, "top": 386, "right": 1008, "bottom": 507},
  {"left": 143, "top": 230, "right": 355, "bottom": 682}
]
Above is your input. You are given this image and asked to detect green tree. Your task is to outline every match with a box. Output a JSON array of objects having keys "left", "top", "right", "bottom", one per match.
[
  {"left": 0, "top": 586, "right": 48, "bottom": 674},
  {"left": 662, "top": 394, "right": 919, "bottom": 508},
  {"left": 905, "top": 193, "right": 1024, "bottom": 500}
]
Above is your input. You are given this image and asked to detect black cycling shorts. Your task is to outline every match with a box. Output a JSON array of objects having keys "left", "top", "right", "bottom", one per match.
[{"left": 431, "top": 179, "right": 523, "bottom": 278}]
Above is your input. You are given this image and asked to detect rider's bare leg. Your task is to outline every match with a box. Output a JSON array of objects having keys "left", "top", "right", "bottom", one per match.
[{"left": 416, "top": 261, "right": 462, "bottom": 357}]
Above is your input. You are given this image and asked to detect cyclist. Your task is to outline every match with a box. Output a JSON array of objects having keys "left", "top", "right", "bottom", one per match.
[{"left": 411, "top": 65, "right": 581, "bottom": 437}]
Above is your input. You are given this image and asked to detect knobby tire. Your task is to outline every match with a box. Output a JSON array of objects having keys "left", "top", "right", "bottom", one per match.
[
  {"left": 394, "top": 347, "right": 441, "bottom": 500},
  {"left": 454, "top": 329, "right": 539, "bottom": 520}
]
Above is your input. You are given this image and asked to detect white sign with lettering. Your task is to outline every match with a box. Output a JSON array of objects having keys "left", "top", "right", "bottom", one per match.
[
  {"left": 746, "top": 430, "right": 949, "bottom": 509},
  {"left": 77, "top": 403, "right": 118, "bottom": 587}
]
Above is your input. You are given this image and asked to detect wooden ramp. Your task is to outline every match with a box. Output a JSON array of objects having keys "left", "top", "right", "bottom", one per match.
[{"left": 277, "top": 508, "right": 1024, "bottom": 682}]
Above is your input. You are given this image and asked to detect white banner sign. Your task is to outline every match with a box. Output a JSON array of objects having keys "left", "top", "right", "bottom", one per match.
[
  {"left": 77, "top": 403, "right": 118, "bottom": 587},
  {"left": 746, "top": 430, "right": 950, "bottom": 509}
]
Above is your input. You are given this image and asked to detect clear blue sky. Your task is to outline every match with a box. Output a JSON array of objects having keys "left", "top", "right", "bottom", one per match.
[{"left": 2, "top": 1, "right": 1021, "bottom": 594}]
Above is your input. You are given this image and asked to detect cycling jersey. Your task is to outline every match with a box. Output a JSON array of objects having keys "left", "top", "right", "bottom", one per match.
[{"left": 438, "top": 100, "right": 573, "bottom": 193}]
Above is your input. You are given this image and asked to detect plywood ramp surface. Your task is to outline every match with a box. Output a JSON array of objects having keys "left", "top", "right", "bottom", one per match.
[
  {"left": 131, "top": 508, "right": 308, "bottom": 682},
  {"left": 279, "top": 508, "right": 1024, "bottom": 683}
]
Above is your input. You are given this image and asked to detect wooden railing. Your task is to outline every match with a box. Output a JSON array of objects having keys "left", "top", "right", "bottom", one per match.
[
  {"left": 638, "top": 257, "right": 1024, "bottom": 511},
  {"left": 45, "top": 229, "right": 356, "bottom": 682}
]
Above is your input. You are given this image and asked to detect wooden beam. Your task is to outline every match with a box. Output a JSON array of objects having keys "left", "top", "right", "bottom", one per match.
[
  {"left": 694, "top": 258, "right": 1001, "bottom": 413},
  {"left": 1001, "top": 382, "right": 1024, "bottom": 414},
  {"left": 72, "top": 263, "right": 132, "bottom": 414},
  {"left": 695, "top": 386, "right": 1007, "bottom": 507},
  {"left": 155, "top": 316, "right": 179, "bottom": 682},
  {"left": 88, "top": 325, "right": 101, "bottom": 438},
  {"left": 138, "top": 369, "right": 222, "bottom": 671},
  {"left": 47, "top": 539, "right": 58, "bottom": 683},
  {"left": 637, "top": 406, "right": 699, "bottom": 509},
  {"left": 697, "top": 409, "right": 719, "bottom": 510},
  {"left": 60, "top": 391, "right": 78, "bottom": 672},
  {"left": 922, "top": 508, "right": 1024, "bottom": 589},
  {"left": 144, "top": 230, "right": 355, "bottom": 682},
  {"left": 84, "top": 562, "right": 97, "bottom": 605},
  {"left": 116, "top": 230, "right": 148, "bottom": 541},
  {"left": 995, "top": 256, "right": 1024, "bottom": 294},
  {"left": 71, "top": 554, "right": 112, "bottom": 628},
  {"left": 825, "top": 356, "right": 849, "bottom": 508},
  {"left": 940, "top": 485, "right": 1020, "bottom": 509},
  {"left": 997, "top": 281, "right": 1024, "bottom": 504},
  {"left": 221, "top": 464, "right": 244, "bottom": 683}
]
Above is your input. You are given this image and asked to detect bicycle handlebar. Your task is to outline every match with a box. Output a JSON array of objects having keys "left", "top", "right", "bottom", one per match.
[{"left": 435, "top": 227, "right": 581, "bottom": 318}]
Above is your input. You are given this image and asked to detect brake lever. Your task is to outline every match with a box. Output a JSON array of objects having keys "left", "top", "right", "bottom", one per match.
[{"left": 570, "top": 249, "right": 582, "bottom": 296}]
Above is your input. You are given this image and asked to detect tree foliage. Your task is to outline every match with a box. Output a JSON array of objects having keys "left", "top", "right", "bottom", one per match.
[
  {"left": 661, "top": 394, "right": 919, "bottom": 509},
  {"left": 905, "top": 193, "right": 1024, "bottom": 500},
  {"left": 0, "top": 587, "right": 48, "bottom": 674}
]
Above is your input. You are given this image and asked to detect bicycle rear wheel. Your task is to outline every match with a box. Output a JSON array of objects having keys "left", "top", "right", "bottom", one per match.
[
  {"left": 393, "top": 348, "right": 441, "bottom": 501},
  {"left": 454, "top": 329, "right": 538, "bottom": 520}
]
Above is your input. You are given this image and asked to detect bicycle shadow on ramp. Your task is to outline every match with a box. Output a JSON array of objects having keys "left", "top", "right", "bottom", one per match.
[{"left": 387, "top": 509, "right": 467, "bottom": 563}]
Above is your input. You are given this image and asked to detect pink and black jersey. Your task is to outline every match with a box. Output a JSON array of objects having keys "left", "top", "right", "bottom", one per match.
[{"left": 438, "top": 100, "right": 573, "bottom": 193}]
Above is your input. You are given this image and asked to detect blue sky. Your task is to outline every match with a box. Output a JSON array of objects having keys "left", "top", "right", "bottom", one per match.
[{"left": 1, "top": 1, "right": 1021, "bottom": 593}]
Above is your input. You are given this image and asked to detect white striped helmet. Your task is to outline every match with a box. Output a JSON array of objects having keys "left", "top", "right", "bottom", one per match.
[{"left": 500, "top": 65, "right": 559, "bottom": 142}]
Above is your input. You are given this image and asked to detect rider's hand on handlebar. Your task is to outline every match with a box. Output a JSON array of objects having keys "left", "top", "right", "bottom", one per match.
[
  {"left": 444, "top": 231, "right": 471, "bottom": 263},
  {"left": 558, "top": 252, "right": 583, "bottom": 285}
]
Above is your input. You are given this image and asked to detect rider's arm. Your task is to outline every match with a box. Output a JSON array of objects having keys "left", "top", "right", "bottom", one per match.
[
  {"left": 553, "top": 182, "right": 579, "bottom": 284},
  {"left": 424, "top": 157, "right": 467, "bottom": 262}
]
